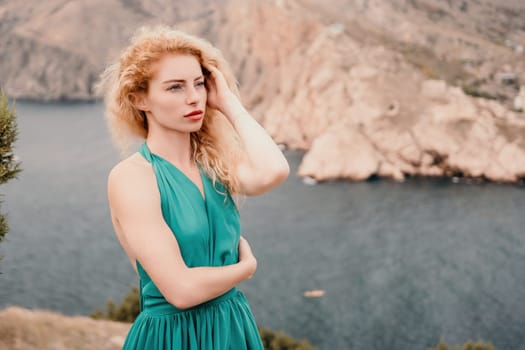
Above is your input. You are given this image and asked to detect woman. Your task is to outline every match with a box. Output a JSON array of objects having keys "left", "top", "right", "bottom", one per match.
[{"left": 99, "top": 25, "right": 289, "bottom": 349}]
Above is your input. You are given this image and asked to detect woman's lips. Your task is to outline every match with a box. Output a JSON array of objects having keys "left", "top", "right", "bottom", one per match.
[{"left": 184, "top": 110, "right": 204, "bottom": 120}]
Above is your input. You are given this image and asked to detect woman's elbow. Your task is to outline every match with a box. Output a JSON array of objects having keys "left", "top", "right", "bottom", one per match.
[
  {"left": 166, "top": 294, "right": 188, "bottom": 310},
  {"left": 169, "top": 298, "right": 193, "bottom": 310},
  {"left": 270, "top": 161, "right": 290, "bottom": 186},
  {"left": 278, "top": 161, "right": 290, "bottom": 181},
  {"left": 254, "top": 163, "right": 290, "bottom": 195},
  {"left": 240, "top": 160, "right": 290, "bottom": 196},
  {"left": 166, "top": 285, "right": 197, "bottom": 310}
]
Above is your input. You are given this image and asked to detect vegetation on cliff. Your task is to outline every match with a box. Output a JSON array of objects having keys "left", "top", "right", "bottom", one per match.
[{"left": 429, "top": 339, "right": 495, "bottom": 350}]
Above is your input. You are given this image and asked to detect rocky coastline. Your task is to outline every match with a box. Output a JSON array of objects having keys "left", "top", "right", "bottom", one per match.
[{"left": 1, "top": 0, "right": 524, "bottom": 183}]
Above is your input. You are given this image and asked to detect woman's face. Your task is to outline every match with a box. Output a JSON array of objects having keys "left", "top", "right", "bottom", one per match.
[{"left": 139, "top": 53, "right": 207, "bottom": 134}]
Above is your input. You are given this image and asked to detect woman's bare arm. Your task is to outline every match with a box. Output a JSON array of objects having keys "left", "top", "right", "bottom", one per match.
[
  {"left": 206, "top": 67, "right": 290, "bottom": 196},
  {"left": 108, "top": 160, "right": 256, "bottom": 310}
]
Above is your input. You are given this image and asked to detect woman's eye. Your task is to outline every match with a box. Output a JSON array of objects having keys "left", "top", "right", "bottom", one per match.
[
  {"left": 168, "top": 84, "right": 183, "bottom": 91},
  {"left": 196, "top": 81, "right": 205, "bottom": 87}
]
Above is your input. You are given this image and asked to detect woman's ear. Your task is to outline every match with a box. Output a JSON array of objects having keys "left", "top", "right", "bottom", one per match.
[{"left": 131, "top": 92, "right": 149, "bottom": 112}]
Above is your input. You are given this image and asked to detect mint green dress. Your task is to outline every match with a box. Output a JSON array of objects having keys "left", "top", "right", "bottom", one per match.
[{"left": 123, "top": 142, "right": 264, "bottom": 350}]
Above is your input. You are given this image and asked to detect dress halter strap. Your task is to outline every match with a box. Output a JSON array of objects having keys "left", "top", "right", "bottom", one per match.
[{"left": 138, "top": 142, "right": 153, "bottom": 163}]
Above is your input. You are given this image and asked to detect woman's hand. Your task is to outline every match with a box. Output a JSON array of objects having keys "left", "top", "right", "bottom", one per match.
[
  {"left": 238, "top": 236, "right": 257, "bottom": 280},
  {"left": 205, "top": 66, "right": 244, "bottom": 120},
  {"left": 205, "top": 66, "right": 290, "bottom": 197}
]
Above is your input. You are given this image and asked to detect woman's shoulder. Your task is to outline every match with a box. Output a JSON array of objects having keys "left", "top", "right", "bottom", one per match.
[{"left": 108, "top": 152, "right": 155, "bottom": 188}]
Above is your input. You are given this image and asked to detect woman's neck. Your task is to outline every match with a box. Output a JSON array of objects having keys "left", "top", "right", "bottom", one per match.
[{"left": 145, "top": 129, "right": 194, "bottom": 169}]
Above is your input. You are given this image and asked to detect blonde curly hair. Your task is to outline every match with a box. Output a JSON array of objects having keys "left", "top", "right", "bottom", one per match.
[{"left": 98, "top": 25, "right": 242, "bottom": 194}]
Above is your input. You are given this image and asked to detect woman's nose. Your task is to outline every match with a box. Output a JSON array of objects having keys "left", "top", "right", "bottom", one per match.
[{"left": 185, "top": 86, "right": 199, "bottom": 104}]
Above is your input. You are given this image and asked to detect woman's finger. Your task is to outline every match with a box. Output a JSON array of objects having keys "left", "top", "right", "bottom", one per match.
[{"left": 208, "top": 66, "right": 228, "bottom": 86}]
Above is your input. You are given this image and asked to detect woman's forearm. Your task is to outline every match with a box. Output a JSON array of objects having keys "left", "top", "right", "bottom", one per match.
[
  {"left": 224, "top": 102, "right": 290, "bottom": 193},
  {"left": 167, "top": 258, "right": 256, "bottom": 309}
]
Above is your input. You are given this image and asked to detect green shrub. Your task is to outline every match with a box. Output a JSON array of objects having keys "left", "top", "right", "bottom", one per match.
[
  {"left": 0, "top": 90, "right": 22, "bottom": 248},
  {"left": 258, "top": 327, "right": 315, "bottom": 350},
  {"left": 429, "top": 339, "right": 495, "bottom": 350},
  {"left": 91, "top": 286, "right": 140, "bottom": 322},
  {"left": 92, "top": 287, "right": 316, "bottom": 349}
]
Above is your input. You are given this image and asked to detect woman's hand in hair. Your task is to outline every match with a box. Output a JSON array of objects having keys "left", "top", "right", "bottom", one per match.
[
  {"left": 205, "top": 66, "right": 244, "bottom": 120},
  {"left": 206, "top": 66, "right": 290, "bottom": 196}
]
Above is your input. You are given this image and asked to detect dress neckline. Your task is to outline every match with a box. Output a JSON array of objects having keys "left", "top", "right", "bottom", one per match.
[{"left": 140, "top": 142, "right": 207, "bottom": 203}]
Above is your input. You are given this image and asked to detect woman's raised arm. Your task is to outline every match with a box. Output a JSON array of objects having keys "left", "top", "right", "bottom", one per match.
[{"left": 206, "top": 67, "right": 290, "bottom": 196}]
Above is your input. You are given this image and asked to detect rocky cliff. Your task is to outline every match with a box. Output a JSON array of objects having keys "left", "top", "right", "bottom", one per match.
[{"left": 1, "top": 0, "right": 524, "bottom": 182}]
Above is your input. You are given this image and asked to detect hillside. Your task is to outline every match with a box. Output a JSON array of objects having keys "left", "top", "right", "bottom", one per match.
[{"left": 1, "top": 0, "right": 524, "bottom": 182}]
